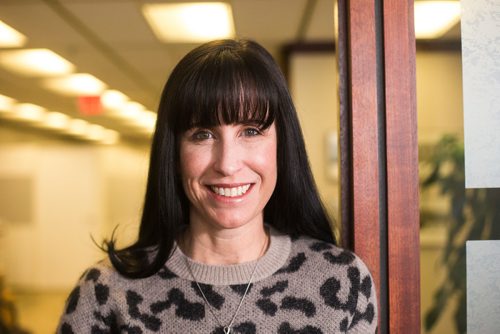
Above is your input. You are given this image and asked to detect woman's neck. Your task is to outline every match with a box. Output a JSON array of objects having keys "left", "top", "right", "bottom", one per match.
[{"left": 180, "top": 222, "right": 269, "bottom": 265}]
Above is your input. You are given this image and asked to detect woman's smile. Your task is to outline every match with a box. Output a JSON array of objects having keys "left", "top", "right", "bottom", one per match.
[{"left": 208, "top": 183, "right": 253, "bottom": 198}]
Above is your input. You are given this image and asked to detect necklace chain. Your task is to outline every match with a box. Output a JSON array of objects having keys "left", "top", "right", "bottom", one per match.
[{"left": 184, "top": 235, "right": 268, "bottom": 334}]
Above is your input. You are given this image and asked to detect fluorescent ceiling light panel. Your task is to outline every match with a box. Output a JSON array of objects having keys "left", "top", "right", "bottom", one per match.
[
  {"left": 67, "top": 119, "right": 89, "bottom": 136},
  {"left": 12, "top": 103, "right": 46, "bottom": 122},
  {"left": 114, "top": 101, "right": 146, "bottom": 119},
  {"left": 43, "top": 111, "right": 70, "bottom": 130},
  {"left": 101, "top": 89, "right": 129, "bottom": 110},
  {"left": 44, "top": 73, "right": 107, "bottom": 96},
  {"left": 0, "top": 94, "right": 16, "bottom": 112},
  {"left": 85, "top": 124, "right": 106, "bottom": 141},
  {"left": 137, "top": 111, "right": 157, "bottom": 130},
  {"left": 0, "top": 20, "right": 27, "bottom": 47},
  {"left": 0, "top": 49, "right": 75, "bottom": 76},
  {"left": 143, "top": 2, "right": 235, "bottom": 42},
  {"left": 102, "top": 129, "right": 120, "bottom": 145},
  {"left": 414, "top": 1, "right": 461, "bottom": 39}
]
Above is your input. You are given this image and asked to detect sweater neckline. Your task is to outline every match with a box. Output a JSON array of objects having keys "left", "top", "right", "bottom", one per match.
[{"left": 166, "top": 227, "right": 291, "bottom": 285}]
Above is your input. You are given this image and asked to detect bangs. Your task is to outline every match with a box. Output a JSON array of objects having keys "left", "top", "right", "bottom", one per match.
[{"left": 172, "top": 51, "right": 277, "bottom": 133}]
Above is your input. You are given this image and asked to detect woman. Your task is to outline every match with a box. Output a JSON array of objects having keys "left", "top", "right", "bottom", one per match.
[{"left": 57, "top": 39, "right": 377, "bottom": 333}]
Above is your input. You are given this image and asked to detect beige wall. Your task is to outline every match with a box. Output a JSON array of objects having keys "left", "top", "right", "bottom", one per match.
[
  {"left": 288, "top": 52, "right": 339, "bottom": 227},
  {"left": 417, "top": 48, "right": 463, "bottom": 334},
  {"left": 417, "top": 50, "right": 463, "bottom": 144}
]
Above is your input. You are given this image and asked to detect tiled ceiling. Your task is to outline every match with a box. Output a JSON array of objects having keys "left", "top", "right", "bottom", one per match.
[
  {"left": 0, "top": 0, "right": 335, "bottom": 141},
  {"left": 0, "top": 0, "right": 460, "bottom": 143}
]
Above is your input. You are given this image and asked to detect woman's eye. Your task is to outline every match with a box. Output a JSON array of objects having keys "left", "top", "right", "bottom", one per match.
[
  {"left": 192, "top": 130, "right": 213, "bottom": 141},
  {"left": 242, "top": 127, "right": 261, "bottom": 137}
]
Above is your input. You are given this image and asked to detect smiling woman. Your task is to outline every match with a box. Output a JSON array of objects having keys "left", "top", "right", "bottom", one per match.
[{"left": 56, "top": 39, "right": 378, "bottom": 333}]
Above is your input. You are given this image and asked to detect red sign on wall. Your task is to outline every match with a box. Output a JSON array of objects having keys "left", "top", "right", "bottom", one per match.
[{"left": 78, "top": 96, "right": 102, "bottom": 115}]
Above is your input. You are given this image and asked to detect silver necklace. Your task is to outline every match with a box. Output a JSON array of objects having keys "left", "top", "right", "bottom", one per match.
[{"left": 184, "top": 236, "right": 268, "bottom": 334}]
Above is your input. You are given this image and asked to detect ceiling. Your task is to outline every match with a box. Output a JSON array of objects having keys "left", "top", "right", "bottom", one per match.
[
  {"left": 0, "top": 0, "right": 336, "bottom": 143},
  {"left": 0, "top": 0, "right": 459, "bottom": 144}
]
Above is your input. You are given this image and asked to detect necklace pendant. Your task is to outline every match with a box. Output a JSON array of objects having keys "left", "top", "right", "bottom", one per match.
[{"left": 223, "top": 327, "right": 231, "bottom": 334}]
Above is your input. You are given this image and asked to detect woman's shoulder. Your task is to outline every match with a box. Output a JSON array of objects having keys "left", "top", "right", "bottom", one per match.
[
  {"left": 76, "top": 257, "right": 116, "bottom": 284},
  {"left": 288, "top": 235, "right": 373, "bottom": 277}
]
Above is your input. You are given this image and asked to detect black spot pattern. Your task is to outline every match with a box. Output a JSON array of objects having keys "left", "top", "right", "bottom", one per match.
[
  {"left": 85, "top": 268, "right": 101, "bottom": 282},
  {"left": 61, "top": 323, "right": 74, "bottom": 334},
  {"left": 126, "top": 290, "right": 162, "bottom": 331},
  {"left": 276, "top": 253, "right": 306, "bottom": 274},
  {"left": 65, "top": 286, "right": 80, "bottom": 314},
  {"left": 280, "top": 296, "right": 316, "bottom": 317},
  {"left": 120, "top": 325, "right": 143, "bottom": 334},
  {"left": 230, "top": 283, "right": 254, "bottom": 296},
  {"left": 150, "top": 288, "right": 205, "bottom": 321},
  {"left": 260, "top": 280, "right": 288, "bottom": 297},
  {"left": 320, "top": 266, "right": 360, "bottom": 314},
  {"left": 323, "top": 251, "right": 355, "bottom": 265},
  {"left": 93, "top": 310, "right": 117, "bottom": 329},
  {"left": 278, "top": 322, "right": 323, "bottom": 334},
  {"left": 360, "top": 275, "right": 372, "bottom": 298},
  {"left": 349, "top": 303, "right": 375, "bottom": 329},
  {"left": 157, "top": 267, "right": 177, "bottom": 280},
  {"left": 340, "top": 317, "right": 349, "bottom": 332},
  {"left": 256, "top": 298, "right": 278, "bottom": 316},
  {"left": 91, "top": 325, "right": 108, "bottom": 334},
  {"left": 309, "top": 242, "right": 333, "bottom": 252},
  {"left": 192, "top": 282, "right": 225, "bottom": 309},
  {"left": 95, "top": 283, "right": 109, "bottom": 305},
  {"left": 212, "top": 322, "right": 257, "bottom": 334}
]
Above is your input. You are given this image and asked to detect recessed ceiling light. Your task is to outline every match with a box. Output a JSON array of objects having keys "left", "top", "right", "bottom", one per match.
[
  {"left": 44, "top": 73, "right": 107, "bottom": 96},
  {"left": 0, "top": 49, "right": 75, "bottom": 76},
  {"left": 143, "top": 2, "right": 235, "bottom": 42},
  {"left": 0, "top": 20, "right": 27, "bottom": 47},
  {"left": 414, "top": 1, "right": 461, "bottom": 39}
]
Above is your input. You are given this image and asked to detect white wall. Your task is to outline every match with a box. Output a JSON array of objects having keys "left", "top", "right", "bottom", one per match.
[{"left": 0, "top": 127, "right": 149, "bottom": 290}]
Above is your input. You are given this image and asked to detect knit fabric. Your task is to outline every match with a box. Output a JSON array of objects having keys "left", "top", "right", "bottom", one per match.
[{"left": 57, "top": 228, "right": 378, "bottom": 333}]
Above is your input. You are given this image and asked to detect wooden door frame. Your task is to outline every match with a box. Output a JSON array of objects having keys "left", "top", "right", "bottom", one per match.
[{"left": 337, "top": 1, "right": 420, "bottom": 332}]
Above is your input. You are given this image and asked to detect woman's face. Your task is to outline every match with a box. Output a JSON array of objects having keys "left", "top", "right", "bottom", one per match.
[{"left": 179, "top": 122, "right": 277, "bottom": 231}]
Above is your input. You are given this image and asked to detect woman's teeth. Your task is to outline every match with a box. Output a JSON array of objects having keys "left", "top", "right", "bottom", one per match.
[{"left": 211, "top": 184, "right": 251, "bottom": 197}]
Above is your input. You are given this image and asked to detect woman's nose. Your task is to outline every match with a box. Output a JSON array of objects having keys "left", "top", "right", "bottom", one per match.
[{"left": 213, "top": 139, "right": 242, "bottom": 176}]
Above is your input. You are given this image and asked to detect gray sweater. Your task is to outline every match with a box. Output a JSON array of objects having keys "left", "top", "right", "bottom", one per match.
[{"left": 57, "top": 229, "right": 377, "bottom": 333}]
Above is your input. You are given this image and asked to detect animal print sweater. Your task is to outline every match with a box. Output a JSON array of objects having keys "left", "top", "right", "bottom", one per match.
[{"left": 57, "top": 229, "right": 377, "bottom": 333}]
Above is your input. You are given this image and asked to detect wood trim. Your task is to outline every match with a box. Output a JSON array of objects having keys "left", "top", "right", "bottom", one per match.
[
  {"left": 339, "top": 0, "right": 420, "bottom": 332},
  {"left": 382, "top": 0, "right": 420, "bottom": 332},
  {"left": 342, "top": 0, "right": 383, "bottom": 330}
]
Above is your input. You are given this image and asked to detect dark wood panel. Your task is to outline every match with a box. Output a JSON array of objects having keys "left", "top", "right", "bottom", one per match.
[
  {"left": 345, "top": 0, "right": 382, "bottom": 328},
  {"left": 336, "top": 0, "right": 352, "bottom": 251},
  {"left": 382, "top": 0, "right": 420, "bottom": 332}
]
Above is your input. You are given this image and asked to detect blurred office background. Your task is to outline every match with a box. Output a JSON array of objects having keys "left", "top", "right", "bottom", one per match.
[{"left": 0, "top": 1, "right": 473, "bottom": 333}]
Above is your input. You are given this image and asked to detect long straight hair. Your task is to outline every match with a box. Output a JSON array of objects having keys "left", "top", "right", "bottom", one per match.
[{"left": 106, "top": 39, "right": 335, "bottom": 278}]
